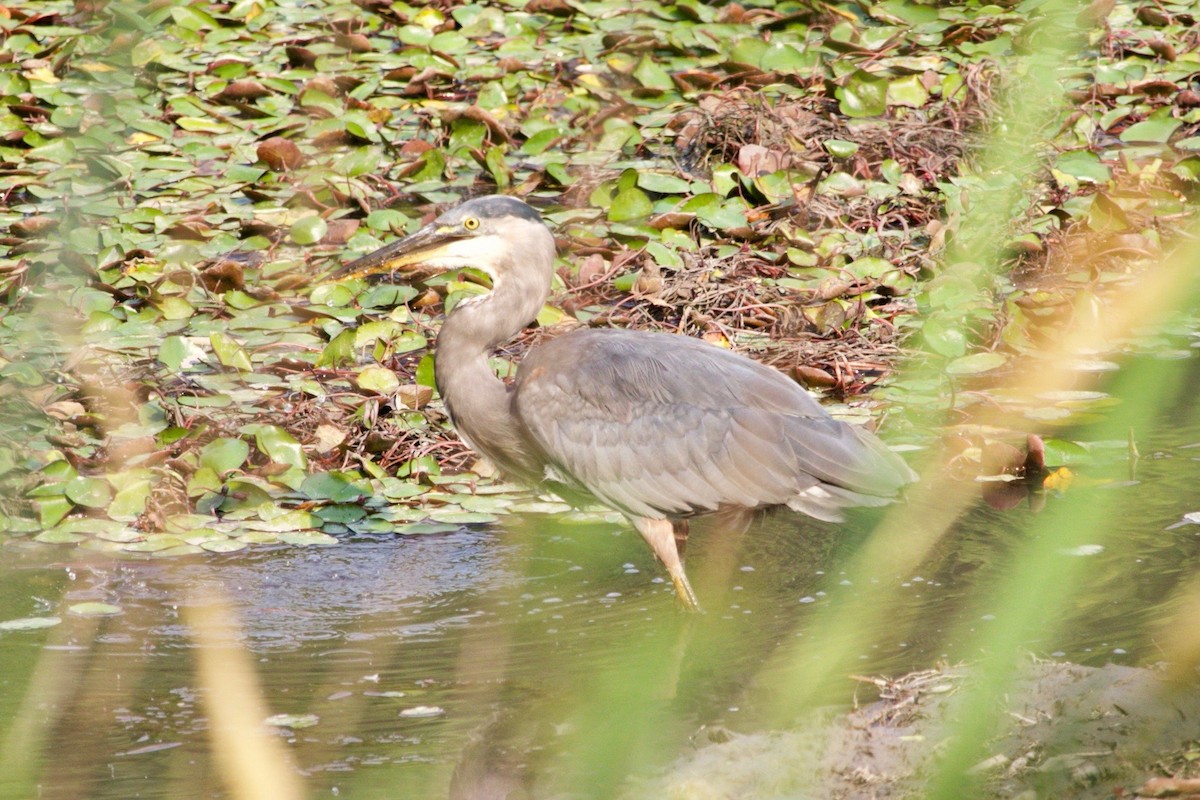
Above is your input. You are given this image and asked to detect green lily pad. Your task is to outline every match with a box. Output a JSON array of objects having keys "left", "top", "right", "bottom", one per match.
[
  {"left": 290, "top": 215, "right": 328, "bottom": 245},
  {"left": 210, "top": 333, "right": 253, "bottom": 371},
  {"left": 637, "top": 173, "right": 692, "bottom": 195},
  {"left": 276, "top": 530, "right": 338, "bottom": 546},
  {"left": 35, "top": 496, "right": 73, "bottom": 529},
  {"left": 1041, "top": 439, "right": 1092, "bottom": 466},
  {"left": 109, "top": 480, "right": 152, "bottom": 521},
  {"left": 886, "top": 75, "right": 930, "bottom": 108},
  {"left": 242, "top": 424, "right": 307, "bottom": 470},
  {"left": 150, "top": 544, "right": 206, "bottom": 558},
  {"left": 123, "top": 535, "right": 187, "bottom": 552},
  {"left": 265, "top": 713, "right": 320, "bottom": 729},
  {"left": 608, "top": 187, "right": 653, "bottom": 222},
  {"left": 0, "top": 617, "right": 62, "bottom": 632},
  {"left": 1054, "top": 150, "right": 1111, "bottom": 183},
  {"left": 315, "top": 504, "right": 367, "bottom": 524},
  {"left": 356, "top": 365, "right": 400, "bottom": 393},
  {"left": 633, "top": 55, "right": 673, "bottom": 92},
  {"left": 427, "top": 510, "right": 499, "bottom": 524},
  {"left": 837, "top": 70, "right": 888, "bottom": 118},
  {"left": 945, "top": 352, "right": 1008, "bottom": 375},
  {"left": 1120, "top": 114, "right": 1181, "bottom": 144},
  {"left": 681, "top": 194, "right": 748, "bottom": 231},
  {"left": 68, "top": 602, "right": 122, "bottom": 617},
  {"left": 302, "top": 472, "right": 369, "bottom": 503},
  {"left": 200, "top": 538, "right": 248, "bottom": 553},
  {"left": 199, "top": 437, "right": 250, "bottom": 474},
  {"left": 824, "top": 139, "right": 860, "bottom": 158},
  {"left": 34, "top": 530, "right": 86, "bottom": 544},
  {"left": 923, "top": 317, "right": 967, "bottom": 358},
  {"left": 237, "top": 530, "right": 281, "bottom": 544},
  {"left": 394, "top": 521, "right": 463, "bottom": 535},
  {"left": 65, "top": 477, "right": 113, "bottom": 509}
]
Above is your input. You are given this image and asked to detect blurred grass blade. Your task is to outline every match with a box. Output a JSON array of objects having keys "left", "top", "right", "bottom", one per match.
[{"left": 185, "top": 594, "right": 305, "bottom": 800}]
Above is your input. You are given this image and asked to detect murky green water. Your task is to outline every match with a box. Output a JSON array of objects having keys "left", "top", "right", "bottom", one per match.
[{"left": 3, "top": 365, "right": 1200, "bottom": 799}]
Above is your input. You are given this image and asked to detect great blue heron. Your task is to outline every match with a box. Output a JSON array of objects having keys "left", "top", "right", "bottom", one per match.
[{"left": 334, "top": 195, "right": 915, "bottom": 609}]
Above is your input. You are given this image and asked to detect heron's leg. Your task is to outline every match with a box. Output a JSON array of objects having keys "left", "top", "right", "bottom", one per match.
[{"left": 632, "top": 517, "right": 701, "bottom": 611}]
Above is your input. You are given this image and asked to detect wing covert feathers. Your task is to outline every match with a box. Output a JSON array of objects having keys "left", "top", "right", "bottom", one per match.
[{"left": 514, "top": 329, "right": 914, "bottom": 519}]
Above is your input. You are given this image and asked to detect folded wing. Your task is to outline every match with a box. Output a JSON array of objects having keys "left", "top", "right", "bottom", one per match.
[{"left": 513, "top": 329, "right": 914, "bottom": 521}]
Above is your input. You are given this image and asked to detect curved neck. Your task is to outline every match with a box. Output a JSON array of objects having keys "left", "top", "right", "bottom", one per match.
[{"left": 433, "top": 260, "right": 552, "bottom": 480}]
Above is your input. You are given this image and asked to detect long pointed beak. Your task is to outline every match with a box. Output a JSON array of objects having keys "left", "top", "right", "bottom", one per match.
[{"left": 329, "top": 222, "right": 465, "bottom": 282}]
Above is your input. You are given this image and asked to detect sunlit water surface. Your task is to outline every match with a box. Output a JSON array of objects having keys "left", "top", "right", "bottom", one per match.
[{"left": 3, "top": 403, "right": 1200, "bottom": 798}]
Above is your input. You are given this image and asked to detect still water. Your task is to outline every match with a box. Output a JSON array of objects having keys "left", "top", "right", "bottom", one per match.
[{"left": 2, "top": 396, "right": 1199, "bottom": 798}]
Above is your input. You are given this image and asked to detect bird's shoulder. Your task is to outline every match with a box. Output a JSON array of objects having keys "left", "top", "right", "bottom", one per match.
[{"left": 515, "top": 327, "right": 823, "bottom": 417}]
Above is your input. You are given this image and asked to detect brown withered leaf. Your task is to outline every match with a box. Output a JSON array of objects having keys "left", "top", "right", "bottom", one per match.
[
  {"left": 285, "top": 45, "right": 318, "bottom": 68},
  {"left": 304, "top": 76, "right": 341, "bottom": 97},
  {"left": 1024, "top": 433, "right": 1046, "bottom": 476},
  {"left": 672, "top": 70, "right": 722, "bottom": 92},
  {"left": 312, "top": 424, "right": 347, "bottom": 454},
  {"left": 801, "top": 301, "right": 846, "bottom": 334},
  {"left": 736, "top": 144, "right": 786, "bottom": 177},
  {"left": 11, "top": 216, "right": 58, "bottom": 238},
  {"left": 395, "top": 384, "right": 433, "bottom": 410},
  {"left": 413, "top": 289, "right": 441, "bottom": 309},
  {"left": 321, "top": 219, "right": 360, "bottom": 246},
  {"left": 1132, "top": 79, "right": 1178, "bottom": 97},
  {"left": 648, "top": 211, "right": 695, "bottom": 230},
  {"left": 526, "top": 0, "right": 574, "bottom": 16},
  {"left": 1147, "top": 38, "right": 1176, "bottom": 61},
  {"left": 815, "top": 277, "right": 853, "bottom": 302},
  {"left": 403, "top": 66, "right": 455, "bottom": 96},
  {"left": 240, "top": 219, "right": 283, "bottom": 240},
  {"left": 1136, "top": 5, "right": 1171, "bottom": 25},
  {"left": 311, "top": 129, "right": 355, "bottom": 148},
  {"left": 793, "top": 365, "right": 836, "bottom": 387},
  {"left": 400, "top": 139, "right": 434, "bottom": 158},
  {"left": 217, "top": 79, "right": 271, "bottom": 102},
  {"left": 200, "top": 260, "right": 245, "bottom": 293},
  {"left": 334, "top": 32, "right": 373, "bottom": 53},
  {"left": 574, "top": 253, "right": 607, "bottom": 286},
  {"left": 981, "top": 441, "right": 1025, "bottom": 476},
  {"left": 257, "top": 137, "right": 304, "bottom": 170},
  {"left": 163, "top": 219, "right": 211, "bottom": 241}
]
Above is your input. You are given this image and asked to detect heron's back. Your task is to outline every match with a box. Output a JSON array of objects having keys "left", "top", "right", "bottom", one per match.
[{"left": 512, "top": 328, "right": 914, "bottom": 521}]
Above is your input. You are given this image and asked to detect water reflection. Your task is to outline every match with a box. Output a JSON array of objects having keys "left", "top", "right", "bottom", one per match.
[{"left": 3, "top": 423, "right": 1200, "bottom": 799}]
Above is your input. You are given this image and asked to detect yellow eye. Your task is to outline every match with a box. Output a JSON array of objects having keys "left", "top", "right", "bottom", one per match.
[{"left": 462, "top": 217, "right": 480, "bottom": 231}]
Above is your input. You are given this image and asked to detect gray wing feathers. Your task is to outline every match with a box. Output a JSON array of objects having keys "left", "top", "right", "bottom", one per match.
[{"left": 514, "top": 329, "right": 912, "bottom": 520}]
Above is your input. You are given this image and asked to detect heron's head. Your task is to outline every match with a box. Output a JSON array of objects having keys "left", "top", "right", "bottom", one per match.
[{"left": 332, "top": 195, "right": 555, "bottom": 285}]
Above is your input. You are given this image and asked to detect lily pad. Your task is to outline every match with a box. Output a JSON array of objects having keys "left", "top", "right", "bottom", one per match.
[
  {"left": 264, "top": 713, "right": 320, "bottom": 729},
  {"left": 275, "top": 530, "right": 339, "bottom": 546},
  {"left": 608, "top": 187, "right": 653, "bottom": 222},
  {"left": 945, "top": 352, "right": 1008, "bottom": 375},
  {"left": 399, "top": 706, "right": 445, "bottom": 718},
  {"left": 68, "top": 602, "right": 122, "bottom": 617},
  {"left": 290, "top": 215, "right": 328, "bottom": 246},
  {"left": 65, "top": 477, "right": 113, "bottom": 509},
  {"left": 0, "top": 616, "right": 61, "bottom": 632},
  {"left": 837, "top": 70, "right": 888, "bottom": 117},
  {"left": 356, "top": 366, "right": 401, "bottom": 393},
  {"left": 199, "top": 437, "right": 250, "bottom": 474},
  {"left": 302, "top": 472, "right": 369, "bottom": 503},
  {"left": 200, "top": 538, "right": 248, "bottom": 553},
  {"left": 34, "top": 530, "right": 86, "bottom": 544}
]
